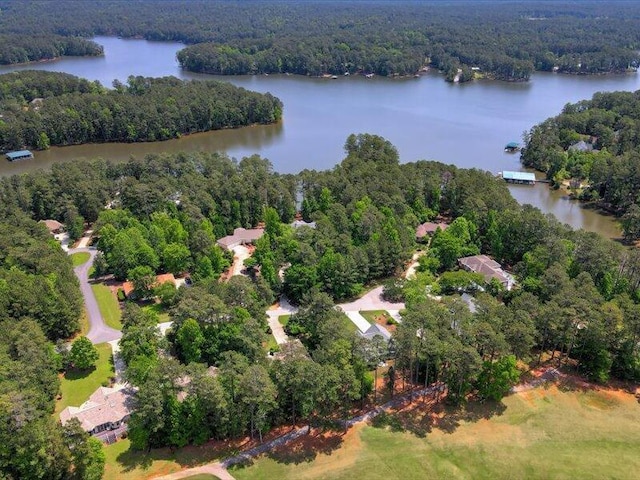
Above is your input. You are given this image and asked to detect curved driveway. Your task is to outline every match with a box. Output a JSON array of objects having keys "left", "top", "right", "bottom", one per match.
[{"left": 68, "top": 247, "right": 122, "bottom": 344}]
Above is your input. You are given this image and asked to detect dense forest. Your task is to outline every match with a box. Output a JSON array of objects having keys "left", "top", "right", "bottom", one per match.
[
  {"left": 521, "top": 89, "right": 640, "bottom": 240},
  {"left": 2, "top": 135, "right": 640, "bottom": 458},
  {"left": 0, "top": 214, "right": 101, "bottom": 479},
  {"left": 1, "top": 1, "right": 640, "bottom": 81},
  {"left": 0, "top": 34, "right": 103, "bottom": 64},
  {"left": 0, "top": 71, "right": 282, "bottom": 151}
]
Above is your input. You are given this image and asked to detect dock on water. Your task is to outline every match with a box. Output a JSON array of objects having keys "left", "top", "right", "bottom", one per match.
[
  {"left": 499, "top": 171, "right": 536, "bottom": 185},
  {"left": 5, "top": 150, "right": 34, "bottom": 161}
]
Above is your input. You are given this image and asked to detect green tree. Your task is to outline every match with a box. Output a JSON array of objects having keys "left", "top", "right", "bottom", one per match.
[
  {"left": 68, "top": 336, "right": 99, "bottom": 370},
  {"left": 176, "top": 318, "right": 205, "bottom": 364},
  {"left": 476, "top": 355, "right": 520, "bottom": 401},
  {"left": 128, "top": 265, "right": 156, "bottom": 298},
  {"left": 239, "top": 364, "right": 278, "bottom": 441}
]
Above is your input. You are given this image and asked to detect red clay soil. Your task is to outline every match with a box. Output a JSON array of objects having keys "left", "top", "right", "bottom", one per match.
[{"left": 374, "top": 313, "right": 397, "bottom": 333}]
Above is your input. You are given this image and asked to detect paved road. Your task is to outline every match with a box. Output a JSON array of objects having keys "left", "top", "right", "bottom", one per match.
[{"left": 68, "top": 247, "right": 122, "bottom": 344}]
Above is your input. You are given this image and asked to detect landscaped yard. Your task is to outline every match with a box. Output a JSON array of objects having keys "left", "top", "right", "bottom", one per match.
[
  {"left": 102, "top": 439, "right": 227, "bottom": 480},
  {"left": 55, "top": 342, "right": 114, "bottom": 415},
  {"left": 360, "top": 310, "right": 397, "bottom": 333},
  {"left": 91, "top": 283, "right": 123, "bottom": 330},
  {"left": 70, "top": 251, "right": 91, "bottom": 267},
  {"left": 231, "top": 383, "right": 640, "bottom": 480}
]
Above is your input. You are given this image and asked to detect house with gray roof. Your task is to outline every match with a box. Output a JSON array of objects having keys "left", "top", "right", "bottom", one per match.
[
  {"left": 216, "top": 227, "right": 264, "bottom": 250},
  {"left": 458, "top": 254, "right": 515, "bottom": 290},
  {"left": 59, "top": 386, "right": 134, "bottom": 436},
  {"left": 360, "top": 323, "right": 392, "bottom": 342}
]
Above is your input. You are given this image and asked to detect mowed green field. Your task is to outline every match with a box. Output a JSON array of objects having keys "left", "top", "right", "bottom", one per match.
[{"left": 231, "top": 384, "right": 640, "bottom": 480}]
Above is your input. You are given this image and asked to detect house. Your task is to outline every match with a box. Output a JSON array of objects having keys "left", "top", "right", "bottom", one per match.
[
  {"left": 122, "top": 273, "right": 177, "bottom": 298},
  {"left": 59, "top": 386, "right": 134, "bottom": 437},
  {"left": 216, "top": 227, "right": 264, "bottom": 250},
  {"left": 458, "top": 254, "right": 515, "bottom": 290},
  {"left": 360, "top": 323, "right": 392, "bottom": 342},
  {"left": 40, "top": 219, "right": 64, "bottom": 234},
  {"left": 416, "top": 221, "right": 448, "bottom": 240},
  {"left": 5, "top": 150, "right": 34, "bottom": 161},
  {"left": 568, "top": 140, "right": 594, "bottom": 152},
  {"left": 500, "top": 171, "right": 536, "bottom": 185},
  {"left": 30, "top": 98, "right": 44, "bottom": 110},
  {"left": 291, "top": 219, "right": 317, "bottom": 229}
]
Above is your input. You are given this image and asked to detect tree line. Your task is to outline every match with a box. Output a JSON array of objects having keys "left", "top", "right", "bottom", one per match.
[
  {"left": 0, "top": 34, "right": 102, "bottom": 64},
  {"left": 0, "top": 1, "right": 640, "bottom": 81},
  {"left": 521, "top": 89, "right": 640, "bottom": 240},
  {"left": 0, "top": 71, "right": 282, "bottom": 152}
]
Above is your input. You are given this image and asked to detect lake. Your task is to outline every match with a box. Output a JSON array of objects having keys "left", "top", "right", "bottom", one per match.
[{"left": 2, "top": 36, "right": 639, "bottom": 238}]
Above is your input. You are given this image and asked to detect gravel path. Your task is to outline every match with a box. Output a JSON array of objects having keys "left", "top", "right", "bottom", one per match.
[{"left": 68, "top": 246, "right": 122, "bottom": 344}]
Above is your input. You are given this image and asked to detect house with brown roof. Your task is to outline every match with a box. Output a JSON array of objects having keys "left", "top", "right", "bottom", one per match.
[
  {"left": 416, "top": 221, "right": 448, "bottom": 241},
  {"left": 59, "top": 386, "right": 134, "bottom": 436},
  {"left": 458, "top": 254, "right": 515, "bottom": 290},
  {"left": 216, "top": 227, "right": 265, "bottom": 251},
  {"left": 122, "top": 273, "right": 177, "bottom": 298},
  {"left": 40, "top": 219, "right": 64, "bottom": 234}
]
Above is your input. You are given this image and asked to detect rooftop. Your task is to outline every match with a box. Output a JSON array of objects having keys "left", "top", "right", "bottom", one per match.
[
  {"left": 458, "top": 254, "right": 515, "bottom": 289},
  {"left": 40, "top": 219, "right": 64, "bottom": 233},
  {"left": 502, "top": 171, "right": 536, "bottom": 182},
  {"left": 416, "top": 221, "right": 449, "bottom": 238},
  {"left": 217, "top": 227, "right": 264, "bottom": 250},
  {"left": 360, "top": 323, "right": 392, "bottom": 341},
  {"left": 59, "top": 386, "right": 134, "bottom": 432},
  {"left": 5, "top": 150, "right": 33, "bottom": 160}
]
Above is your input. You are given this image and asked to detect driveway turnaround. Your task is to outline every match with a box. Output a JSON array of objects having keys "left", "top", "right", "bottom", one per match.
[
  {"left": 338, "top": 286, "right": 405, "bottom": 312},
  {"left": 68, "top": 247, "right": 122, "bottom": 344}
]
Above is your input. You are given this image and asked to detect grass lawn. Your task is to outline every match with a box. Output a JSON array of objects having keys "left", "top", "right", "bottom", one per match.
[
  {"left": 70, "top": 251, "right": 91, "bottom": 267},
  {"left": 103, "top": 439, "right": 227, "bottom": 480},
  {"left": 183, "top": 475, "right": 221, "bottom": 480},
  {"left": 265, "top": 334, "right": 279, "bottom": 353},
  {"left": 142, "top": 302, "right": 171, "bottom": 323},
  {"left": 231, "top": 383, "right": 640, "bottom": 480},
  {"left": 55, "top": 342, "right": 114, "bottom": 415},
  {"left": 91, "top": 283, "right": 123, "bottom": 330},
  {"left": 340, "top": 313, "right": 358, "bottom": 334},
  {"left": 278, "top": 314, "right": 291, "bottom": 327},
  {"left": 360, "top": 310, "right": 393, "bottom": 325}
]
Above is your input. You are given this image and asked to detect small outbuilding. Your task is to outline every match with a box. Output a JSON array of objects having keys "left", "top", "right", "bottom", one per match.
[
  {"left": 5, "top": 150, "right": 34, "bottom": 161},
  {"left": 500, "top": 171, "right": 536, "bottom": 185},
  {"left": 504, "top": 142, "right": 520, "bottom": 152}
]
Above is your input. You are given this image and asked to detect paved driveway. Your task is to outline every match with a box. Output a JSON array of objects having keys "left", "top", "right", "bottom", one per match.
[
  {"left": 68, "top": 247, "right": 122, "bottom": 344},
  {"left": 338, "top": 286, "right": 406, "bottom": 312}
]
